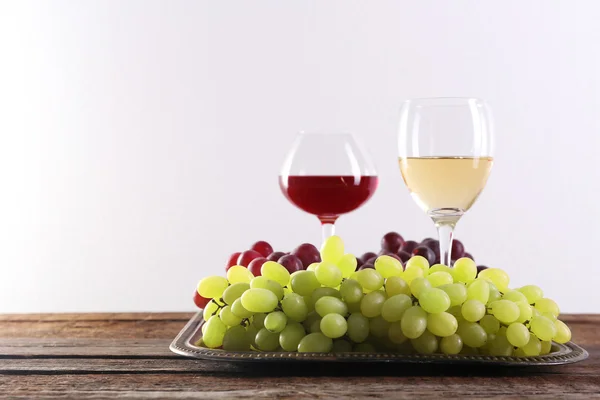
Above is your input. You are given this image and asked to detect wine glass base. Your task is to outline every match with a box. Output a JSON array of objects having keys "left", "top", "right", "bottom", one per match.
[{"left": 428, "top": 208, "right": 464, "bottom": 227}]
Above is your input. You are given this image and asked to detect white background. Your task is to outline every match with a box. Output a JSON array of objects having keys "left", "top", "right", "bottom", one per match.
[{"left": 1, "top": 1, "right": 599, "bottom": 313}]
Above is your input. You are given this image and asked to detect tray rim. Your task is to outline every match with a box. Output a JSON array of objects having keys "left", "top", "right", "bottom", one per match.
[{"left": 170, "top": 311, "right": 589, "bottom": 366}]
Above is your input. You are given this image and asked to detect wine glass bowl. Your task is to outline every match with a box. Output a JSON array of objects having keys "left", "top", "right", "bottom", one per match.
[
  {"left": 398, "top": 98, "right": 494, "bottom": 265},
  {"left": 279, "top": 132, "right": 378, "bottom": 240}
]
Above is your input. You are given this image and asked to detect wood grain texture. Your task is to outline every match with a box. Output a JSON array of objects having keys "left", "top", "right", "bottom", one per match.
[{"left": 0, "top": 313, "right": 597, "bottom": 399}]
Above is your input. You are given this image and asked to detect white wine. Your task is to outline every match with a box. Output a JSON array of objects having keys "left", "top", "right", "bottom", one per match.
[{"left": 398, "top": 157, "right": 493, "bottom": 219}]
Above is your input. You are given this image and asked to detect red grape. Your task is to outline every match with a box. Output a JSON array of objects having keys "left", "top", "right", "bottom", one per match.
[
  {"left": 292, "top": 243, "right": 321, "bottom": 269},
  {"left": 412, "top": 246, "right": 436, "bottom": 265},
  {"left": 365, "top": 256, "right": 377, "bottom": 265},
  {"left": 464, "top": 252, "right": 475, "bottom": 261},
  {"left": 226, "top": 252, "right": 241, "bottom": 271},
  {"left": 248, "top": 257, "right": 267, "bottom": 276},
  {"left": 237, "top": 250, "right": 263, "bottom": 267},
  {"left": 267, "top": 251, "right": 287, "bottom": 262},
  {"left": 421, "top": 237, "right": 435, "bottom": 244},
  {"left": 360, "top": 252, "right": 377, "bottom": 263},
  {"left": 400, "top": 240, "right": 419, "bottom": 254},
  {"left": 356, "top": 257, "right": 364, "bottom": 268},
  {"left": 421, "top": 238, "right": 440, "bottom": 261},
  {"left": 396, "top": 250, "right": 411, "bottom": 263},
  {"left": 381, "top": 232, "right": 404, "bottom": 253},
  {"left": 451, "top": 240, "right": 465, "bottom": 260},
  {"left": 250, "top": 241, "right": 274, "bottom": 258},
  {"left": 358, "top": 263, "right": 374, "bottom": 270},
  {"left": 476, "top": 265, "right": 488, "bottom": 276},
  {"left": 278, "top": 254, "right": 304, "bottom": 273},
  {"left": 193, "top": 291, "right": 211, "bottom": 309}
]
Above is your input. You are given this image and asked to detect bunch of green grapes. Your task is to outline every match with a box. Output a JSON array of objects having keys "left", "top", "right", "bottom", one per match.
[{"left": 195, "top": 235, "right": 571, "bottom": 356}]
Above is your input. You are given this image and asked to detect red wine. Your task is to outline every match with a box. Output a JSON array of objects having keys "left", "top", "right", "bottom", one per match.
[{"left": 279, "top": 175, "right": 378, "bottom": 224}]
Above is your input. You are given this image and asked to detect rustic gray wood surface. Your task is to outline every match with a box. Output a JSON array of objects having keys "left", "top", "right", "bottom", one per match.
[{"left": 0, "top": 313, "right": 597, "bottom": 399}]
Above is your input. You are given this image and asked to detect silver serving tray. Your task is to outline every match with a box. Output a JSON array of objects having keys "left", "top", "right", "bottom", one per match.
[{"left": 170, "top": 312, "right": 588, "bottom": 366}]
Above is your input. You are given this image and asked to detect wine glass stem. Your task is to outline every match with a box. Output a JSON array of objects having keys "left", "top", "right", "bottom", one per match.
[
  {"left": 436, "top": 223, "right": 455, "bottom": 266},
  {"left": 322, "top": 223, "right": 335, "bottom": 242}
]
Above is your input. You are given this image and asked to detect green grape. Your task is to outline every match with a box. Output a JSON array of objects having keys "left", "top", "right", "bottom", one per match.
[
  {"left": 411, "top": 330, "right": 438, "bottom": 354},
  {"left": 332, "top": 339, "right": 353, "bottom": 353},
  {"left": 381, "top": 294, "right": 412, "bottom": 322},
  {"left": 315, "top": 261, "right": 343, "bottom": 288},
  {"left": 401, "top": 305, "right": 428, "bottom": 339},
  {"left": 241, "top": 288, "right": 278, "bottom": 313},
  {"left": 439, "top": 283, "right": 467, "bottom": 307},
  {"left": 360, "top": 290, "right": 386, "bottom": 318},
  {"left": 429, "top": 264, "right": 453, "bottom": 275},
  {"left": 388, "top": 321, "right": 408, "bottom": 344},
  {"left": 506, "top": 322, "right": 530, "bottom": 347},
  {"left": 522, "top": 335, "right": 542, "bottom": 356},
  {"left": 488, "top": 284, "right": 502, "bottom": 304},
  {"left": 369, "top": 315, "right": 391, "bottom": 338},
  {"left": 231, "top": 298, "right": 254, "bottom": 318},
  {"left": 298, "top": 332, "right": 333, "bottom": 352},
  {"left": 347, "top": 300, "right": 361, "bottom": 314},
  {"left": 529, "top": 316, "right": 557, "bottom": 341},
  {"left": 440, "top": 333, "right": 463, "bottom": 355},
  {"left": 222, "top": 325, "right": 251, "bottom": 351},
  {"left": 466, "top": 279, "right": 490, "bottom": 304},
  {"left": 281, "top": 293, "right": 308, "bottom": 323},
  {"left": 488, "top": 334, "right": 512, "bottom": 356},
  {"left": 338, "top": 254, "right": 358, "bottom": 278},
  {"left": 427, "top": 271, "right": 454, "bottom": 287},
  {"left": 503, "top": 290, "right": 528, "bottom": 304},
  {"left": 375, "top": 255, "right": 403, "bottom": 278},
  {"left": 461, "top": 299, "right": 486, "bottom": 322},
  {"left": 320, "top": 235, "right": 344, "bottom": 263},
  {"left": 197, "top": 276, "right": 229, "bottom": 299},
  {"left": 460, "top": 346, "right": 479, "bottom": 356},
  {"left": 303, "top": 311, "right": 320, "bottom": 331},
  {"left": 264, "top": 311, "right": 288, "bottom": 333},
  {"left": 279, "top": 322, "right": 306, "bottom": 351},
  {"left": 261, "top": 261, "right": 291, "bottom": 286},
  {"left": 283, "top": 287, "right": 293, "bottom": 296},
  {"left": 452, "top": 257, "right": 477, "bottom": 283},
  {"left": 303, "top": 295, "right": 314, "bottom": 313},
  {"left": 245, "top": 324, "right": 258, "bottom": 348},
  {"left": 354, "top": 342, "right": 376, "bottom": 352},
  {"left": 419, "top": 288, "right": 451, "bottom": 314},
  {"left": 516, "top": 301, "right": 533, "bottom": 324},
  {"left": 518, "top": 285, "right": 544, "bottom": 304},
  {"left": 222, "top": 282, "right": 250, "bottom": 305},
  {"left": 355, "top": 269, "right": 384, "bottom": 291},
  {"left": 250, "top": 276, "right": 284, "bottom": 300},
  {"left": 410, "top": 277, "right": 432, "bottom": 299},
  {"left": 406, "top": 255, "right": 430, "bottom": 275},
  {"left": 226, "top": 266, "right": 254, "bottom": 285},
  {"left": 203, "top": 315, "right": 227, "bottom": 348},
  {"left": 497, "top": 326, "right": 507, "bottom": 337},
  {"left": 554, "top": 320, "right": 571, "bottom": 344},
  {"left": 490, "top": 300, "right": 520, "bottom": 324},
  {"left": 252, "top": 313, "right": 267, "bottom": 329},
  {"left": 479, "top": 315, "right": 500, "bottom": 334},
  {"left": 219, "top": 305, "right": 242, "bottom": 326},
  {"left": 427, "top": 312, "right": 458, "bottom": 337},
  {"left": 315, "top": 296, "right": 348, "bottom": 317},
  {"left": 385, "top": 276, "right": 411, "bottom": 297},
  {"left": 540, "top": 340, "right": 552, "bottom": 355},
  {"left": 307, "top": 263, "right": 319, "bottom": 272},
  {"left": 447, "top": 305, "right": 464, "bottom": 321},
  {"left": 403, "top": 265, "right": 424, "bottom": 284},
  {"left": 311, "top": 287, "right": 341, "bottom": 306},
  {"left": 513, "top": 347, "right": 526, "bottom": 357},
  {"left": 478, "top": 268, "right": 510, "bottom": 292},
  {"left": 347, "top": 312, "right": 370, "bottom": 343},
  {"left": 320, "top": 313, "right": 347, "bottom": 339},
  {"left": 310, "top": 318, "right": 322, "bottom": 333},
  {"left": 202, "top": 300, "right": 220, "bottom": 321},
  {"left": 255, "top": 327, "right": 280, "bottom": 351},
  {"left": 340, "top": 279, "right": 364, "bottom": 304},
  {"left": 535, "top": 298, "right": 560, "bottom": 318},
  {"left": 290, "top": 271, "right": 321, "bottom": 296},
  {"left": 457, "top": 321, "right": 487, "bottom": 348},
  {"left": 541, "top": 311, "right": 557, "bottom": 321}
]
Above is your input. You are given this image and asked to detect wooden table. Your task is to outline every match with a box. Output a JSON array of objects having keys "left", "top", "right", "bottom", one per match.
[{"left": 0, "top": 313, "right": 597, "bottom": 399}]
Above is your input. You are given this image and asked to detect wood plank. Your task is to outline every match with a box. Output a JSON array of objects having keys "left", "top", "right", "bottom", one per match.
[{"left": 0, "top": 374, "right": 598, "bottom": 399}]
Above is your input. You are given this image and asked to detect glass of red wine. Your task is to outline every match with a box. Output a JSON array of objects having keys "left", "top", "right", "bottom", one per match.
[{"left": 279, "top": 132, "right": 378, "bottom": 241}]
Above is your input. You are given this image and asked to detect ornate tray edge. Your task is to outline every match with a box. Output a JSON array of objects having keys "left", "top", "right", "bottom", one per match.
[{"left": 170, "top": 312, "right": 589, "bottom": 366}]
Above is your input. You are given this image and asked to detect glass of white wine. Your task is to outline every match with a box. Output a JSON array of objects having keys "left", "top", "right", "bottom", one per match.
[{"left": 398, "top": 97, "right": 494, "bottom": 266}]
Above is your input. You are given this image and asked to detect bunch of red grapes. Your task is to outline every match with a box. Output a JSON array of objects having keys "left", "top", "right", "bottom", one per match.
[{"left": 194, "top": 233, "right": 487, "bottom": 309}]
